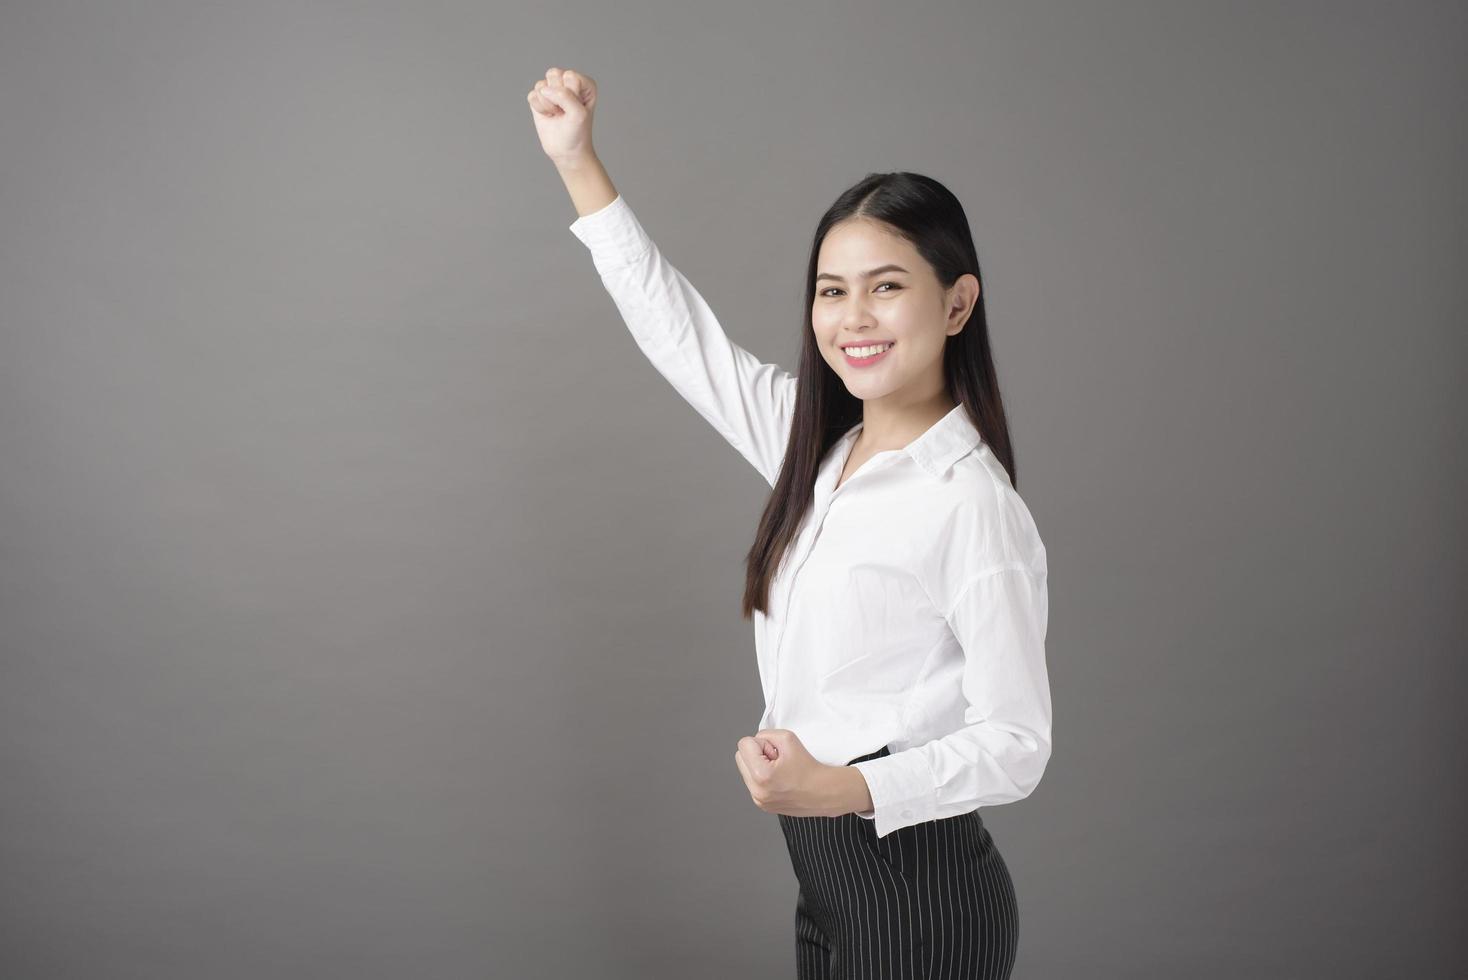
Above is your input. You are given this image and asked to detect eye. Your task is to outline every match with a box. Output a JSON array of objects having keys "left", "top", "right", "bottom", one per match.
[{"left": 817, "top": 282, "right": 901, "bottom": 298}]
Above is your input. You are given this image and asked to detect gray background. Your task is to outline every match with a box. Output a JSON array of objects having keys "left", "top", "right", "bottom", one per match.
[{"left": 1, "top": 1, "right": 1462, "bottom": 977}]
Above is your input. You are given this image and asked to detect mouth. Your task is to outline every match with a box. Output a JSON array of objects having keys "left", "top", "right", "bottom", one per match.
[{"left": 841, "top": 340, "right": 895, "bottom": 367}]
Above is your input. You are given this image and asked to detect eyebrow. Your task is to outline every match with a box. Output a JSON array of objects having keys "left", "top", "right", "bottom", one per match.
[{"left": 815, "top": 264, "right": 910, "bottom": 283}]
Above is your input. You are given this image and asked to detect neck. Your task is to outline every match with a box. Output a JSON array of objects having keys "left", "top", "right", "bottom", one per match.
[{"left": 858, "top": 390, "right": 958, "bottom": 451}]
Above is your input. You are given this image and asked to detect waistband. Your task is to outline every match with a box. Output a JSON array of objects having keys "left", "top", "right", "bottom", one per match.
[{"left": 844, "top": 743, "right": 892, "bottom": 766}]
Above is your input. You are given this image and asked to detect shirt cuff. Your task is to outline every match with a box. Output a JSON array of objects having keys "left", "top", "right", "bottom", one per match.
[
  {"left": 850, "top": 751, "right": 940, "bottom": 839},
  {"left": 567, "top": 193, "right": 651, "bottom": 274}
]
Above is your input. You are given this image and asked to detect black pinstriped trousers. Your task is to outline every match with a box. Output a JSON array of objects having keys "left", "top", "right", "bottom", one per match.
[{"left": 776, "top": 745, "right": 1019, "bottom": 979}]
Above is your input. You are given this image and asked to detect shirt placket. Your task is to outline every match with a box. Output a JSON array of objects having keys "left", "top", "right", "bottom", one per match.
[
  {"left": 760, "top": 441, "right": 900, "bottom": 730},
  {"left": 759, "top": 463, "right": 838, "bottom": 730}
]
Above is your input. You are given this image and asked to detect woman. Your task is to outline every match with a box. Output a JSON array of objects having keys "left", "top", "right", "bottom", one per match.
[{"left": 528, "top": 66, "right": 1051, "bottom": 980}]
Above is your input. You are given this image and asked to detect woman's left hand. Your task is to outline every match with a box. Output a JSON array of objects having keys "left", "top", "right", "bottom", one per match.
[{"left": 734, "top": 729, "right": 854, "bottom": 818}]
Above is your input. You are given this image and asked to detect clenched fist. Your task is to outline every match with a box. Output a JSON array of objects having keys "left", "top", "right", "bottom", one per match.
[
  {"left": 526, "top": 66, "right": 598, "bottom": 168},
  {"left": 734, "top": 729, "right": 873, "bottom": 818}
]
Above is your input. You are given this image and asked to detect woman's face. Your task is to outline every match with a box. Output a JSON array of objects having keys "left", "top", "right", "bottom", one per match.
[{"left": 811, "top": 216, "right": 976, "bottom": 405}]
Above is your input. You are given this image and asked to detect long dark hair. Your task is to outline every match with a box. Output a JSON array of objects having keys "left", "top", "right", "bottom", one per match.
[{"left": 740, "top": 171, "right": 1017, "bottom": 619}]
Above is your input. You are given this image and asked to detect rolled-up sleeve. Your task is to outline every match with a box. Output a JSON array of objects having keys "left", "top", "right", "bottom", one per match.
[
  {"left": 852, "top": 562, "right": 1052, "bottom": 838},
  {"left": 568, "top": 194, "right": 797, "bottom": 487}
]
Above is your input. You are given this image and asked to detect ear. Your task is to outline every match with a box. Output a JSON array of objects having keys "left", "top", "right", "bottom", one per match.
[{"left": 947, "top": 273, "right": 980, "bottom": 336}]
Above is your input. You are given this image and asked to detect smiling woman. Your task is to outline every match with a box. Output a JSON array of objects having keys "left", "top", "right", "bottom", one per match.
[{"left": 533, "top": 65, "right": 1046, "bottom": 980}]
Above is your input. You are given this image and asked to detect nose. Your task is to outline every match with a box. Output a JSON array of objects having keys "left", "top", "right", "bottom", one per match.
[{"left": 838, "top": 295, "right": 879, "bottom": 333}]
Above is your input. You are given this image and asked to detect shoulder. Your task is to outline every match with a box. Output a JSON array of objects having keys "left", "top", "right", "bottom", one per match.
[{"left": 917, "top": 446, "right": 1047, "bottom": 613}]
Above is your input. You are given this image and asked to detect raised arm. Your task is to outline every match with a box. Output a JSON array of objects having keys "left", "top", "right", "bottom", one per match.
[{"left": 529, "top": 67, "right": 797, "bottom": 487}]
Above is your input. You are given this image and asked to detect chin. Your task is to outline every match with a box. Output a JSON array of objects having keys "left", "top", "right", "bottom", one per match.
[{"left": 845, "top": 381, "right": 897, "bottom": 400}]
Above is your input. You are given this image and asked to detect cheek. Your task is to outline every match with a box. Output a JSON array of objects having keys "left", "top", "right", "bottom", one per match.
[{"left": 811, "top": 316, "right": 839, "bottom": 348}]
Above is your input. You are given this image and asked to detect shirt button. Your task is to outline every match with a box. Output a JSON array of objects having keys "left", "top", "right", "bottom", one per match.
[{"left": 901, "top": 809, "right": 913, "bottom": 819}]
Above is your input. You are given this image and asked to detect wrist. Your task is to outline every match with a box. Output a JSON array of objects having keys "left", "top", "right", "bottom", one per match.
[
  {"left": 553, "top": 150, "right": 601, "bottom": 174},
  {"left": 834, "top": 764, "right": 875, "bottom": 816}
]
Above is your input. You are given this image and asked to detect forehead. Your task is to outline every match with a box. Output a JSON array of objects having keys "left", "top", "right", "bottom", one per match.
[{"left": 817, "top": 217, "right": 921, "bottom": 270}]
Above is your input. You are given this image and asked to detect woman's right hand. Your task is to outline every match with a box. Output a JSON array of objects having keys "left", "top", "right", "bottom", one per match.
[{"left": 527, "top": 66, "right": 598, "bottom": 169}]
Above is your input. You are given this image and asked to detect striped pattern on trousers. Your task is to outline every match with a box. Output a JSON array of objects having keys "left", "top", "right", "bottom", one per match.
[{"left": 776, "top": 745, "right": 1019, "bottom": 979}]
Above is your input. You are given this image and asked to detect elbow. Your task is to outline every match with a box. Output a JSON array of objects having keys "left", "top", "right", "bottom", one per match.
[{"left": 1013, "top": 728, "right": 1051, "bottom": 800}]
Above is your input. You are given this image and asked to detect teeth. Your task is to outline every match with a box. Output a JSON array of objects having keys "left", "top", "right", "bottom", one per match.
[{"left": 845, "top": 343, "right": 892, "bottom": 358}]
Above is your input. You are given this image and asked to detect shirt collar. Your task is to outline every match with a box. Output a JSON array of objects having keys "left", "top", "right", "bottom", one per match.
[{"left": 845, "top": 403, "right": 983, "bottom": 479}]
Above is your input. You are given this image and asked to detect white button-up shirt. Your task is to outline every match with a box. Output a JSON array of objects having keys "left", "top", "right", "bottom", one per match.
[{"left": 570, "top": 193, "right": 1052, "bottom": 838}]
